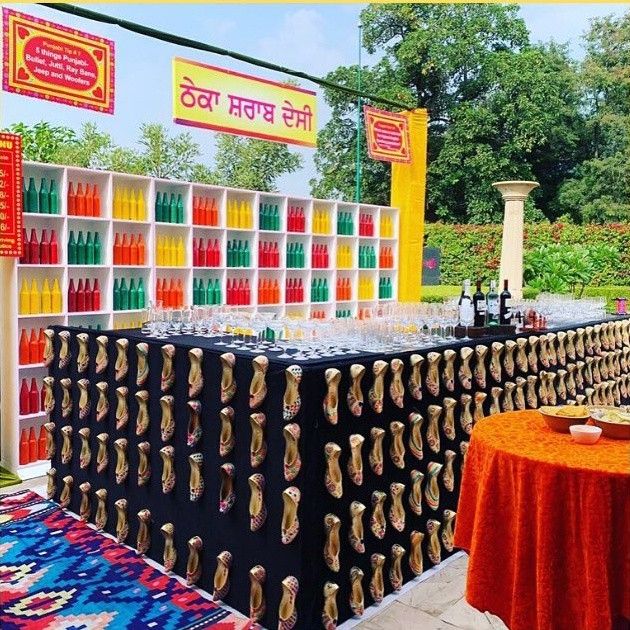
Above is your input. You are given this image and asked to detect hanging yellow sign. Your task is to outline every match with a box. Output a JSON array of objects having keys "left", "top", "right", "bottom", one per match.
[{"left": 172, "top": 57, "right": 317, "bottom": 148}]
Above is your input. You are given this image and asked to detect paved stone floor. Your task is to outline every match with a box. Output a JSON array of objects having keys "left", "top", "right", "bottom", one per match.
[{"left": 7, "top": 477, "right": 509, "bottom": 630}]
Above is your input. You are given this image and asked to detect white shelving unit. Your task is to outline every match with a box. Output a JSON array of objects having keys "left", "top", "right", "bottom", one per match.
[{"left": 0, "top": 161, "right": 399, "bottom": 479}]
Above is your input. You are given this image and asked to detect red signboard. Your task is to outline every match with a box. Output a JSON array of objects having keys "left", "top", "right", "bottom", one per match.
[
  {"left": 3, "top": 8, "right": 115, "bottom": 114},
  {"left": 364, "top": 105, "right": 412, "bottom": 164},
  {"left": 0, "top": 133, "right": 23, "bottom": 257}
]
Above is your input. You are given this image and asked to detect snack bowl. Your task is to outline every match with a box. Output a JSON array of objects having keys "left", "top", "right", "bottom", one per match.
[
  {"left": 589, "top": 407, "right": 630, "bottom": 440},
  {"left": 569, "top": 424, "right": 602, "bottom": 445},
  {"left": 539, "top": 406, "right": 590, "bottom": 433}
]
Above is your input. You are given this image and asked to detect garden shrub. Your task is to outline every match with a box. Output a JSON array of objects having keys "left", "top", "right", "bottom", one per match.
[{"left": 424, "top": 222, "right": 630, "bottom": 286}]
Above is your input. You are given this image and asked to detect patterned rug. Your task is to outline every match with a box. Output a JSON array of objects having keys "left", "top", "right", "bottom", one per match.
[{"left": 0, "top": 490, "right": 253, "bottom": 629}]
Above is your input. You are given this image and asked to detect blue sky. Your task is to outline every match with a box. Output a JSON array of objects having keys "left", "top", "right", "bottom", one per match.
[{"left": 2, "top": 3, "right": 627, "bottom": 196}]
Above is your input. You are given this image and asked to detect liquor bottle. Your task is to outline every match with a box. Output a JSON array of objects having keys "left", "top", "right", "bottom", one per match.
[
  {"left": 19, "top": 329, "right": 29, "bottom": 364},
  {"left": 94, "top": 232, "right": 102, "bottom": 264},
  {"left": 121, "top": 233, "right": 130, "bottom": 265},
  {"left": 500, "top": 279, "right": 512, "bottom": 325},
  {"left": 176, "top": 194, "right": 184, "bottom": 224},
  {"left": 38, "top": 328, "right": 45, "bottom": 362},
  {"left": 113, "top": 278, "right": 121, "bottom": 311},
  {"left": 76, "top": 231, "right": 85, "bottom": 264},
  {"left": 169, "top": 193, "right": 177, "bottom": 224},
  {"left": 137, "top": 278, "right": 145, "bottom": 309},
  {"left": 29, "top": 229, "right": 39, "bottom": 264},
  {"left": 27, "top": 177, "right": 38, "bottom": 213},
  {"left": 472, "top": 280, "right": 486, "bottom": 327},
  {"left": 120, "top": 277, "right": 129, "bottom": 310},
  {"left": 38, "top": 424, "right": 47, "bottom": 460},
  {"left": 76, "top": 183, "right": 85, "bottom": 216},
  {"left": 137, "top": 189, "right": 145, "bottom": 220},
  {"left": 29, "top": 279, "right": 40, "bottom": 314},
  {"left": 29, "top": 378, "right": 39, "bottom": 413},
  {"left": 39, "top": 178, "right": 50, "bottom": 214},
  {"left": 39, "top": 230, "right": 49, "bottom": 264},
  {"left": 129, "top": 278, "right": 138, "bottom": 310},
  {"left": 41, "top": 278, "right": 52, "bottom": 313},
  {"left": 86, "top": 232, "right": 95, "bottom": 264},
  {"left": 28, "top": 427, "right": 37, "bottom": 463},
  {"left": 458, "top": 279, "right": 474, "bottom": 327},
  {"left": 84, "top": 279, "right": 93, "bottom": 312},
  {"left": 20, "top": 378, "right": 30, "bottom": 415},
  {"left": 129, "top": 189, "right": 137, "bottom": 221},
  {"left": 51, "top": 278, "right": 62, "bottom": 312},
  {"left": 84, "top": 183, "right": 93, "bottom": 216},
  {"left": 138, "top": 234, "right": 145, "bottom": 264},
  {"left": 486, "top": 280, "right": 500, "bottom": 327},
  {"left": 155, "top": 191, "right": 162, "bottom": 222},
  {"left": 76, "top": 279, "right": 85, "bottom": 312},
  {"left": 177, "top": 236, "right": 185, "bottom": 266},
  {"left": 19, "top": 429, "right": 28, "bottom": 464},
  {"left": 49, "top": 179, "right": 59, "bottom": 214}
]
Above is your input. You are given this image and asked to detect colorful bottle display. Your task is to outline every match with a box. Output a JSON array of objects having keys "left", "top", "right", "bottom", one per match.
[
  {"left": 311, "top": 244, "right": 330, "bottom": 269},
  {"left": 193, "top": 277, "right": 222, "bottom": 305},
  {"left": 285, "top": 278, "right": 305, "bottom": 304},
  {"left": 313, "top": 209, "right": 331, "bottom": 235},
  {"left": 67, "top": 181, "right": 101, "bottom": 217},
  {"left": 19, "top": 277, "right": 62, "bottom": 314},
  {"left": 68, "top": 277, "right": 102, "bottom": 313},
  {"left": 19, "top": 425, "right": 47, "bottom": 465},
  {"left": 378, "top": 277, "right": 393, "bottom": 299},
  {"left": 335, "top": 309, "right": 352, "bottom": 319},
  {"left": 310, "top": 278, "right": 329, "bottom": 303},
  {"left": 358, "top": 213, "right": 375, "bottom": 236},
  {"left": 193, "top": 195, "right": 219, "bottom": 226},
  {"left": 193, "top": 238, "right": 221, "bottom": 267},
  {"left": 155, "top": 235, "right": 185, "bottom": 266},
  {"left": 286, "top": 242, "right": 305, "bottom": 269},
  {"left": 24, "top": 177, "right": 59, "bottom": 214},
  {"left": 67, "top": 230, "right": 102, "bottom": 265},
  {"left": 379, "top": 246, "right": 395, "bottom": 269},
  {"left": 227, "top": 199, "right": 253, "bottom": 229},
  {"left": 19, "top": 328, "right": 46, "bottom": 365},
  {"left": 226, "top": 278, "right": 251, "bottom": 305},
  {"left": 258, "top": 241, "right": 280, "bottom": 268},
  {"left": 358, "top": 245, "right": 377, "bottom": 269},
  {"left": 311, "top": 309, "right": 327, "bottom": 320},
  {"left": 113, "top": 276, "right": 145, "bottom": 311},
  {"left": 257, "top": 278, "right": 281, "bottom": 305},
  {"left": 113, "top": 232, "right": 146, "bottom": 265},
  {"left": 155, "top": 278, "right": 183, "bottom": 308},
  {"left": 380, "top": 214, "right": 394, "bottom": 238},
  {"left": 287, "top": 206, "right": 305, "bottom": 233},
  {"left": 112, "top": 187, "right": 146, "bottom": 221},
  {"left": 337, "top": 212, "right": 354, "bottom": 235},
  {"left": 336, "top": 278, "right": 352, "bottom": 301},
  {"left": 259, "top": 203, "right": 280, "bottom": 231},
  {"left": 336, "top": 245, "right": 353, "bottom": 269},
  {"left": 155, "top": 192, "right": 185, "bottom": 224},
  {"left": 358, "top": 276, "right": 375, "bottom": 300},
  {"left": 19, "top": 377, "right": 43, "bottom": 416},
  {"left": 226, "top": 240, "right": 251, "bottom": 267},
  {"left": 20, "top": 229, "right": 59, "bottom": 264}
]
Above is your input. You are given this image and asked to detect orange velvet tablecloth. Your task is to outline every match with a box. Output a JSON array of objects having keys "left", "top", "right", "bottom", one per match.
[{"left": 454, "top": 411, "right": 630, "bottom": 630}]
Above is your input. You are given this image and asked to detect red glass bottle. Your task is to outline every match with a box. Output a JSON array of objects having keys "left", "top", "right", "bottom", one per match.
[
  {"left": 38, "top": 424, "right": 47, "bottom": 460},
  {"left": 76, "top": 278, "right": 85, "bottom": 312},
  {"left": 29, "top": 229, "right": 39, "bottom": 264},
  {"left": 29, "top": 328, "right": 38, "bottom": 364},
  {"left": 93, "top": 278, "right": 101, "bottom": 311},
  {"left": 68, "top": 279, "right": 77, "bottom": 312},
  {"left": 84, "top": 279, "right": 93, "bottom": 311},
  {"left": 28, "top": 427, "right": 37, "bottom": 463},
  {"left": 68, "top": 182, "right": 76, "bottom": 215},
  {"left": 20, "top": 378, "right": 30, "bottom": 415},
  {"left": 50, "top": 230, "right": 59, "bottom": 264},
  {"left": 19, "top": 329, "right": 29, "bottom": 364},
  {"left": 84, "top": 183, "right": 93, "bottom": 216},
  {"left": 19, "top": 429, "right": 29, "bottom": 465}
]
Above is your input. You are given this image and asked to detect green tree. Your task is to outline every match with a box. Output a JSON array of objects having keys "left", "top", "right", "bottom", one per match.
[
  {"left": 4, "top": 121, "right": 77, "bottom": 162},
  {"left": 311, "top": 5, "right": 585, "bottom": 222},
  {"left": 556, "top": 12, "right": 630, "bottom": 222},
  {"left": 209, "top": 134, "right": 302, "bottom": 192},
  {"left": 52, "top": 122, "right": 115, "bottom": 169}
]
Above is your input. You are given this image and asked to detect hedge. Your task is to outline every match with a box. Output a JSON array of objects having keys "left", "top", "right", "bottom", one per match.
[{"left": 424, "top": 222, "right": 630, "bottom": 287}]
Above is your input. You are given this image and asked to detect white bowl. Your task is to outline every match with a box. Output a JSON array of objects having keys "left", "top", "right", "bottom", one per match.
[{"left": 569, "top": 424, "right": 602, "bottom": 445}]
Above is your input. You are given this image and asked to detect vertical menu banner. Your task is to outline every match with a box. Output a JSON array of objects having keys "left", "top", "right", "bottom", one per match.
[
  {"left": 3, "top": 8, "right": 115, "bottom": 114},
  {"left": 364, "top": 105, "right": 412, "bottom": 164},
  {"left": 0, "top": 133, "right": 24, "bottom": 258}
]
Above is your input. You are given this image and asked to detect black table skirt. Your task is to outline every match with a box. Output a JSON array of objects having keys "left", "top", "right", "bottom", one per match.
[{"left": 46, "top": 317, "right": 630, "bottom": 629}]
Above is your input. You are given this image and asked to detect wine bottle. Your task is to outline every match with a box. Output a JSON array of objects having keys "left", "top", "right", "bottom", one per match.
[
  {"left": 486, "top": 280, "right": 500, "bottom": 326},
  {"left": 458, "top": 279, "right": 474, "bottom": 327},
  {"left": 473, "top": 280, "right": 486, "bottom": 327},
  {"left": 500, "top": 279, "right": 512, "bottom": 325}
]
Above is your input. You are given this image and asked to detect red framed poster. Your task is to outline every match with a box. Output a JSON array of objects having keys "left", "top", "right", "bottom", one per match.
[
  {"left": 0, "top": 133, "right": 23, "bottom": 258},
  {"left": 3, "top": 8, "right": 115, "bottom": 114},
  {"left": 364, "top": 105, "right": 412, "bottom": 164}
]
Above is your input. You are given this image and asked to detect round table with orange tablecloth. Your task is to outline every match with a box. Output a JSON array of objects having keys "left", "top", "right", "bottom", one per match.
[{"left": 454, "top": 410, "right": 630, "bottom": 630}]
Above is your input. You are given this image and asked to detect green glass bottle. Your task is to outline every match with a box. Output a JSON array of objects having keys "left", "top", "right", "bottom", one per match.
[
  {"left": 94, "top": 232, "right": 102, "bottom": 264},
  {"left": 137, "top": 277, "right": 146, "bottom": 309},
  {"left": 193, "top": 278, "right": 200, "bottom": 305},
  {"left": 323, "top": 278, "right": 329, "bottom": 301},
  {"left": 49, "top": 180, "right": 58, "bottom": 214},
  {"left": 113, "top": 278, "right": 121, "bottom": 311},
  {"left": 68, "top": 231, "right": 77, "bottom": 264},
  {"left": 176, "top": 194, "right": 184, "bottom": 224},
  {"left": 23, "top": 179, "right": 28, "bottom": 213},
  {"left": 169, "top": 193, "right": 177, "bottom": 224},
  {"left": 243, "top": 241, "right": 250, "bottom": 267},
  {"left": 120, "top": 277, "right": 129, "bottom": 310},
  {"left": 27, "top": 177, "right": 38, "bottom": 213},
  {"left": 155, "top": 191, "right": 163, "bottom": 222},
  {"left": 39, "top": 179, "right": 50, "bottom": 214},
  {"left": 260, "top": 203, "right": 267, "bottom": 230},
  {"left": 85, "top": 232, "right": 95, "bottom": 265},
  {"left": 287, "top": 242, "right": 293, "bottom": 268},
  {"left": 76, "top": 231, "right": 86, "bottom": 264},
  {"left": 273, "top": 205, "right": 280, "bottom": 231},
  {"left": 129, "top": 278, "right": 138, "bottom": 310}
]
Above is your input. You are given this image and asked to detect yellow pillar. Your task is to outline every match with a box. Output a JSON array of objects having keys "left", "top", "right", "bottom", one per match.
[{"left": 390, "top": 108, "right": 428, "bottom": 302}]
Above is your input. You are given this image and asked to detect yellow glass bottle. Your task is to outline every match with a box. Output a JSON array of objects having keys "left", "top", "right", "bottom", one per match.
[
  {"left": 51, "top": 278, "right": 62, "bottom": 312},
  {"left": 177, "top": 236, "right": 185, "bottom": 266},
  {"left": 19, "top": 278, "right": 30, "bottom": 315},
  {"left": 29, "top": 279, "right": 41, "bottom": 314},
  {"left": 121, "top": 188, "right": 130, "bottom": 220},
  {"left": 170, "top": 237, "right": 177, "bottom": 266},
  {"left": 156, "top": 235, "right": 164, "bottom": 266},
  {"left": 129, "top": 189, "right": 138, "bottom": 221},
  {"left": 113, "top": 187, "right": 121, "bottom": 219},
  {"left": 41, "top": 278, "right": 52, "bottom": 313},
  {"left": 137, "top": 189, "right": 146, "bottom": 221}
]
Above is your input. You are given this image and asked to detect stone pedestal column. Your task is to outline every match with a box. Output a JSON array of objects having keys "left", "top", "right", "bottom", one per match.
[{"left": 492, "top": 180, "right": 539, "bottom": 300}]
